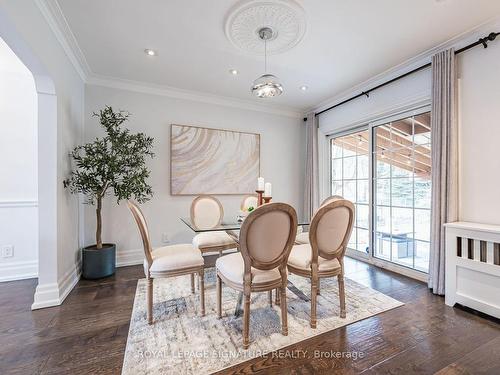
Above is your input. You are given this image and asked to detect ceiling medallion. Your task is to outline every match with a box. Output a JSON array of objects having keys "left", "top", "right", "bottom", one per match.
[{"left": 224, "top": 0, "right": 307, "bottom": 55}]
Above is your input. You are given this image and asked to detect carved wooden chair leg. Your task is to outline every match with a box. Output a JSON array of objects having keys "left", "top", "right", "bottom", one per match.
[
  {"left": 310, "top": 277, "right": 318, "bottom": 329},
  {"left": 280, "top": 283, "right": 288, "bottom": 336},
  {"left": 243, "top": 292, "right": 251, "bottom": 349},
  {"left": 216, "top": 274, "right": 222, "bottom": 318},
  {"left": 275, "top": 287, "right": 281, "bottom": 305},
  {"left": 147, "top": 277, "right": 153, "bottom": 325},
  {"left": 190, "top": 273, "right": 195, "bottom": 294},
  {"left": 338, "top": 273, "right": 346, "bottom": 318},
  {"left": 198, "top": 268, "right": 205, "bottom": 316},
  {"left": 268, "top": 290, "right": 273, "bottom": 307}
]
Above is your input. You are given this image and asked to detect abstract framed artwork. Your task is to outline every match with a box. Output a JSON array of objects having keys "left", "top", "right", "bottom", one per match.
[{"left": 170, "top": 124, "right": 260, "bottom": 195}]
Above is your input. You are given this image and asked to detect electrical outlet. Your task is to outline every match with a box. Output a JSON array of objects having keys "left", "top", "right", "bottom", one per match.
[
  {"left": 161, "top": 233, "right": 170, "bottom": 244},
  {"left": 1, "top": 245, "right": 14, "bottom": 258}
]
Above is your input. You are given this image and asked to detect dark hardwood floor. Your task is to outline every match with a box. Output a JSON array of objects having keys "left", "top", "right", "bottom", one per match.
[{"left": 1, "top": 257, "right": 499, "bottom": 374}]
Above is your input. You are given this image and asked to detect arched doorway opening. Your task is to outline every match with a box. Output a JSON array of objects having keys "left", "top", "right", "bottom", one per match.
[{"left": 0, "top": 10, "right": 59, "bottom": 309}]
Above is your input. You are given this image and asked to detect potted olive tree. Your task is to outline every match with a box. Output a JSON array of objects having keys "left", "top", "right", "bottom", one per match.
[{"left": 64, "top": 106, "right": 154, "bottom": 279}]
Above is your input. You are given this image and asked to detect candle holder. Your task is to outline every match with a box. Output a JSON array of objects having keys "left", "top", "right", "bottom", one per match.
[
  {"left": 263, "top": 196, "right": 272, "bottom": 204},
  {"left": 255, "top": 190, "right": 264, "bottom": 206}
]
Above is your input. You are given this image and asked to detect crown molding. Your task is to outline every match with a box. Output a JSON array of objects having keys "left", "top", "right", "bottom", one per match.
[
  {"left": 35, "top": 0, "right": 303, "bottom": 119},
  {"left": 309, "top": 15, "right": 500, "bottom": 115},
  {"left": 35, "top": 0, "right": 91, "bottom": 82},
  {"left": 87, "top": 73, "right": 303, "bottom": 118}
]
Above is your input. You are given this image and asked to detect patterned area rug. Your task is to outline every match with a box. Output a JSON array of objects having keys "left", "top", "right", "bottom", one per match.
[{"left": 122, "top": 268, "right": 403, "bottom": 375}]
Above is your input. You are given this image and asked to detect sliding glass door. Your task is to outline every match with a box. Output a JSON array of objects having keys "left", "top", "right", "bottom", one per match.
[{"left": 330, "top": 110, "right": 431, "bottom": 273}]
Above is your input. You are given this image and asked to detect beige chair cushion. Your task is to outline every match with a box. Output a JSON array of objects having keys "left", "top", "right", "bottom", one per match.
[
  {"left": 288, "top": 244, "right": 341, "bottom": 272},
  {"left": 145, "top": 244, "right": 203, "bottom": 274},
  {"left": 295, "top": 232, "right": 309, "bottom": 245},
  {"left": 192, "top": 231, "right": 236, "bottom": 250},
  {"left": 216, "top": 252, "right": 282, "bottom": 286}
]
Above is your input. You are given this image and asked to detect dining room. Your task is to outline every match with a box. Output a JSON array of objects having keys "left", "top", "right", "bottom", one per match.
[{"left": 1, "top": 1, "right": 500, "bottom": 374}]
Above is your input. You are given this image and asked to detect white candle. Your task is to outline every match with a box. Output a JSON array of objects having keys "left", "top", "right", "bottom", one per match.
[
  {"left": 257, "top": 177, "right": 265, "bottom": 191},
  {"left": 264, "top": 182, "right": 272, "bottom": 197}
]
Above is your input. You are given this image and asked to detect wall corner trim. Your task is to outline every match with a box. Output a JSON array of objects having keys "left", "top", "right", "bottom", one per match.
[{"left": 31, "top": 260, "right": 81, "bottom": 310}]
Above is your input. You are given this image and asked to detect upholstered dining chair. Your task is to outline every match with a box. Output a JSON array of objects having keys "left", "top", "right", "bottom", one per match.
[
  {"left": 295, "top": 195, "right": 344, "bottom": 245},
  {"left": 241, "top": 194, "right": 258, "bottom": 212},
  {"left": 216, "top": 202, "right": 297, "bottom": 349},
  {"left": 287, "top": 199, "right": 354, "bottom": 328},
  {"left": 191, "top": 195, "right": 237, "bottom": 256},
  {"left": 127, "top": 201, "right": 205, "bottom": 324}
]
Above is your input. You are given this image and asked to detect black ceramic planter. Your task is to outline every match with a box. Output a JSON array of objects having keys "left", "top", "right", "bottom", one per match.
[{"left": 82, "top": 243, "right": 116, "bottom": 279}]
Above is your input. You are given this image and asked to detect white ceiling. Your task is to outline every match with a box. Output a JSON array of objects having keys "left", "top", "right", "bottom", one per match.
[{"left": 55, "top": 0, "right": 500, "bottom": 112}]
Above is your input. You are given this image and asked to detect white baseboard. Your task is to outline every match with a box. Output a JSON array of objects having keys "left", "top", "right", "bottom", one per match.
[
  {"left": 31, "top": 261, "right": 81, "bottom": 310},
  {"left": 0, "top": 260, "right": 38, "bottom": 282},
  {"left": 116, "top": 248, "right": 144, "bottom": 267}
]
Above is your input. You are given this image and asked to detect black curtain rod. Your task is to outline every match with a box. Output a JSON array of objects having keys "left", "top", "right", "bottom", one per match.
[{"left": 312, "top": 31, "right": 500, "bottom": 119}]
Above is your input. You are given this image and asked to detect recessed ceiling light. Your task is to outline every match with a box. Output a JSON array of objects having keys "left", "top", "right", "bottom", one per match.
[
  {"left": 229, "top": 69, "right": 239, "bottom": 75},
  {"left": 300, "top": 85, "right": 308, "bottom": 91},
  {"left": 144, "top": 49, "right": 157, "bottom": 56}
]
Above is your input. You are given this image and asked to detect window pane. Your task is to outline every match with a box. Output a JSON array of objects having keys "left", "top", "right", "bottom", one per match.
[
  {"left": 332, "top": 180, "right": 343, "bottom": 196},
  {"left": 414, "top": 241, "right": 430, "bottom": 272},
  {"left": 391, "top": 178, "right": 413, "bottom": 208},
  {"left": 332, "top": 158, "right": 343, "bottom": 180},
  {"left": 415, "top": 209, "right": 431, "bottom": 242},
  {"left": 357, "top": 228, "right": 369, "bottom": 254},
  {"left": 391, "top": 207, "right": 413, "bottom": 236},
  {"left": 375, "top": 206, "right": 391, "bottom": 233},
  {"left": 357, "top": 180, "right": 369, "bottom": 204},
  {"left": 332, "top": 141, "right": 343, "bottom": 158},
  {"left": 391, "top": 148, "right": 414, "bottom": 177},
  {"left": 375, "top": 231, "right": 391, "bottom": 260},
  {"left": 391, "top": 235, "right": 414, "bottom": 268},
  {"left": 343, "top": 180, "right": 356, "bottom": 201},
  {"left": 376, "top": 179, "right": 390, "bottom": 206},
  {"left": 357, "top": 154, "right": 369, "bottom": 179},
  {"left": 414, "top": 176, "right": 431, "bottom": 209},
  {"left": 356, "top": 204, "right": 369, "bottom": 229},
  {"left": 413, "top": 113, "right": 431, "bottom": 145},
  {"left": 343, "top": 156, "right": 356, "bottom": 180},
  {"left": 348, "top": 228, "right": 357, "bottom": 250},
  {"left": 376, "top": 155, "right": 391, "bottom": 178}
]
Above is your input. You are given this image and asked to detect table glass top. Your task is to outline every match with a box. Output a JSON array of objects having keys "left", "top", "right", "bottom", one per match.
[{"left": 181, "top": 217, "right": 310, "bottom": 233}]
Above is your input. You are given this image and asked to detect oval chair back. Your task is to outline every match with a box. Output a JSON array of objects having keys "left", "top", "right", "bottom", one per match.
[
  {"left": 239, "top": 202, "right": 297, "bottom": 272},
  {"left": 240, "top": 195, "right": 258, "bottom": 212},
  {"left": 190, "top": 195, "right": 224, "bottom": 230},
  {"left": 127, "top": 201, "right": 153, "bottom": 268},
  {"left": 320, "top": 195, "right": 343, "bottom": 206},
  {"left": 309, "top": 199, "right": 355, "bottom": 261}
]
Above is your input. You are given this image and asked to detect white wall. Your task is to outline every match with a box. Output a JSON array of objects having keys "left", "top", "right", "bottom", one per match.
[
  {"left": 0, "top": 1, "right": 85, "bottom": 306},
  {"left": 458, "top": 40, "right": 500, "bottom": 225},
  {"left": 84, "top": 84, "right": 304, "bottom": 265},
  {"left": 317, "top": 24, "right": 500, "bottom": 227},
  {"left": 0, "top": 37, "right": 38, "bottom": 281}
]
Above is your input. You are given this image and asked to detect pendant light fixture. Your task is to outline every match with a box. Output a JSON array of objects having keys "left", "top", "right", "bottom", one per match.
[{"left": 251, "top": 27, "right": 283, "bottom": 98}]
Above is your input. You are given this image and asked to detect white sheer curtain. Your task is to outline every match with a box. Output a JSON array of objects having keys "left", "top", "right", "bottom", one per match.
[
  {"left": 304, "top": 112, "right": 320, "bottom": 221},
  {"left": 428, "top": 48, "right": 459, "bottom": 295}
]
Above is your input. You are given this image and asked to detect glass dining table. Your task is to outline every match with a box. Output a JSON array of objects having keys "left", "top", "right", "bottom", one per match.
[{"left": 180, "top": 216, "right": 310, "bottom": 317}]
